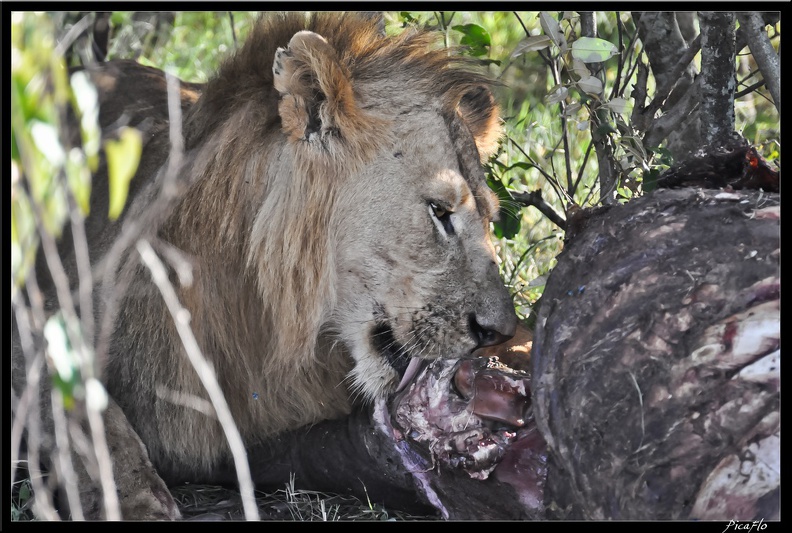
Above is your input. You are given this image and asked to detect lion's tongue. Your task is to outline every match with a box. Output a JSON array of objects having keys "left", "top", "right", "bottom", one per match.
[{"left": 396, "top": 358, "right": 424, "bottom": 392}]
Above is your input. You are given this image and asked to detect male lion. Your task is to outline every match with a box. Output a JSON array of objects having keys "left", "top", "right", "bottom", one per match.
[{"left": 12, "top": 12, "right": 517, "bottom": 519}]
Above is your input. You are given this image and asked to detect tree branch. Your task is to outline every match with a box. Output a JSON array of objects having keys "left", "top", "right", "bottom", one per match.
[
  {"left": 512, "top": 189, "right": 567, "bottom": 231},
  {"left": 699, "top": 12, "right": 737, "bottom": 146},
  {"left": 633, "top": 12, "right": 702, "bottom": 159},
  {"left": 136, "top": 239, "right": 260, "bottom": 521},
  {"left": 580, "top": 11, "right": 618, "bottom": 206},
  {"left": 737, "top": 12, "right": 780, "bottom": 113},
  {"left": 734, "top": 79, "right": 767, "bottom": 99},
  {"left": 644, "top": 79, "right": 701, "bottom": 151}
]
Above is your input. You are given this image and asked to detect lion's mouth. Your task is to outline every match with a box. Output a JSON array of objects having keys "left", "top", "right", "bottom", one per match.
[{"left": 371, "top": 321, "right": 424, "bottom": 392}]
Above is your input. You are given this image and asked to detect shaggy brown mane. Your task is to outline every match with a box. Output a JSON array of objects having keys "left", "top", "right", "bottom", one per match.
[
  {"left": 148, "top": 11, "right": 504, "bottom": 440},
  {"left": 156, "top": 13, "right": 500, "bottom": 392},
  {"left": 185, "top": 12, "right": 499, "bottom": 151}
]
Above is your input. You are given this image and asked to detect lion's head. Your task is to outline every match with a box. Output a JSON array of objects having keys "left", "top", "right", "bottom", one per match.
[{"left": 167, "top": 13, "right": 517, "bottom": 408}]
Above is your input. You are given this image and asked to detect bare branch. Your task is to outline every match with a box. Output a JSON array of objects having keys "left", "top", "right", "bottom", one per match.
[
  {"left": 654, "top": 35, "right": 701, "bottom": 115},
  {"left": 633, "top": 12, "right": 694, "bottom": 96},
  {"left": 50, "top": 388, "right": 85, "bottom": 520},
  {"left": 571, "top": 140, "right": 595, "bottom": 197},
  {"left": 630, "top": 61, "right": 650, "bottom": 131},
  {"left": 228, "top": 12, "right": 237, "bottom": 49},
  {"left": 608, "top": 12, "right": 625, "bottom": 100},
  {"left": 54, "top": 15, "right": 92, "bottom": 57},
  {"left": 135, "top": 239, "right": 261, "bottom": 521},
  {"left": 512, "top": 189, "right": 567, "bottom": 231},
  {"left": 699, "top": 12, "right": 737, "bottom": 146},
  {"left": 644, "top": 79, "right": 701, "bottom": 150},
  {"left": 633, "top": 12, "right": 701, "bottom": 159},
  {"left": 580, "top": 11, "right": 618, "bottom": 206},
  {"left": 737, "top": 12, "right": 780, "bottom": 113},
  {"left": 96, "top": 71, "right": 187, "bottom": 373},
  {"left": 735, "top": 79, "right": 768, "bottom": 99}
]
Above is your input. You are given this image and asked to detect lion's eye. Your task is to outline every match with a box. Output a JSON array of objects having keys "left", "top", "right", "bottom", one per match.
[
  {"left": 429, "top": 202, "right": 455, "bottom": 235},
  {"left": 430, "top": 202, "right": 449, "bottom": 219}
]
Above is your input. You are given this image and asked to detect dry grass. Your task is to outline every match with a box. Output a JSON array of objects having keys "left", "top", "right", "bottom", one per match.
[
  {"left": 172, "top": 477, "right": 438, "bottom": 522},
  {"left": 11, "top": 463, "right": 439, "bottom": 522}
]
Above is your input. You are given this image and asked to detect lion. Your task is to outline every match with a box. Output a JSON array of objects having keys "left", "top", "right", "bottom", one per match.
[{"left": 12, "top": 12, "right": 517, "bottom": 519}]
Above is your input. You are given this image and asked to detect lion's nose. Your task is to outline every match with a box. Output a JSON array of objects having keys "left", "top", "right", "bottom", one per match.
[{"left": 469, "top": 312, "right": 516, "bottom": 349}]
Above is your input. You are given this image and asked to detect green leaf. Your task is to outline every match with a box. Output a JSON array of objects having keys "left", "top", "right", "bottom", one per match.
[
  {"left": 71, "top": 70, "right": 100, "bottom": 160},
  {"left": 66, "top": 149, "right": 92, "bottom": 215},
  {"left": 44, "top": 313, "right": 76, "bottom": 383},
  {"left": 564, "top": 101, "right": 582, "bottom": 116},
  {"left": 577, "top": 75, "right": 603, "bottom": 95},
  {"left": 642, "top": 168, "right": 660, "bottom": 192},
  {"left": 105, "top": 127, "right": 142, "bottom": 220},
  {"left": 452, "top": 24, "right": 492, "bottom": 57},
  {"left": 18, "top": 481, "right": 30, "bottom": 502},
  {"left": 546, "top": 85, "right": 568, "bottom": 105},
  {"left": 504, "top": 161, "right": 533, "bottom": 172},
  {"left": 605, "top": 97, "right": 632, "bottom": 115},
  {"left": 452, "top": 24, "right": 491, "bottom": 48},
  {"left": 539, "top": 11, "right": 567, "bottom": 52},
  {"left": 649, "top": 146, "right": 675, "bottom": 166},
  {"left": 487, "top": 178, "right": 522, "bottom": 240},
  {"left": 511, "top": 35, "right": 552, "bottom": 58},
  {"left": 110, "top": 12, "right": 126, "bottom": 26},
  {"left": 44, "top": 313, "right": 82, "bottom": 410},
  {"left": 571, "top": 37, "right": 618, "bottom": 63},
  {"left": 11, "top": 127, "right": 20, "bottom": 161},
  {"left": 596, "top": 122, "right": 618, "bottom": 136},
  {"left": 30, "top": 120, "right": 65, "bottom": 167},
  {"left": 400, "top": 12, "right": 418, "bottom": 25}
]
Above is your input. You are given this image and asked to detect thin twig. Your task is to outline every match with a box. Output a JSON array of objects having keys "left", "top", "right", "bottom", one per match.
[
  {"left": 228, "top": 12, "right": 238, "bottom": 49},
  {"left": 13, "top": 275, "right": 60, "bottom": 520},
  {"left": 737, "top": 12, "right": 780, "bottom": 112},
  {"left": 635, "top": 34, "right": 701, "bottom": 132},
  {"left": 571, "top": 140, "right": 595, "bottom": 198},
  {"left": 610, "top": 13, "right": 626, "bottom": 100},
  {"left": 135, "top": 239, "right": 260, "bottom": 521},
  {"left": 50, "top": 387, "right": 85, "bottom": 520},
  {"left": 506, "top": 135, "right": 568, "bottom": 205},
  {"left": 86, "top": 400, "right": 120, "bottom": 518},
  {"left": 54, "top": 15, "right": 93, "bottom": 57},
  {"left": 734, "top": 79, "right": 767, "bottom": 99},
  {"left": 512, "top": 189, "right": 567, "bottom": 230}
]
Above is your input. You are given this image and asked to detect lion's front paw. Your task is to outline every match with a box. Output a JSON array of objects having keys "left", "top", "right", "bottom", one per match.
[
  {"left": 98, "top": 399, "right": 182, "bottom": 520},
  {"left": 118, "top": 481, "right": 181, "bottom": 521},
  {"left": 74, "top": 463, "right": 180, "bottom": 520}
]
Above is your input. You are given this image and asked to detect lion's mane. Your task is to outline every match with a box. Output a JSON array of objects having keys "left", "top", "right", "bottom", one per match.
[{"left": 99, "top": 12, "right": 504, "bottom": 474}]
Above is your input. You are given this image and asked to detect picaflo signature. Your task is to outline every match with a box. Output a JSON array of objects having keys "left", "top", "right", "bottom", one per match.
[{"left": 722, "top": 519, "right": 767, "bottom": 533}]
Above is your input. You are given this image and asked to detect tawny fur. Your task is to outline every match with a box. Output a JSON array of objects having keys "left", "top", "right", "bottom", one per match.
[
  {"left": 121, "top": 12, "right": 512, "bottom": 475},
  {"left": 14, "top": 12, "right": 515, "bottom": 514}
]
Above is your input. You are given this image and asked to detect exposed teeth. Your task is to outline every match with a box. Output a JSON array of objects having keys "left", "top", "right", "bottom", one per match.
[{"left": 396, "top": 358, "right": 423, "bottom": 392}]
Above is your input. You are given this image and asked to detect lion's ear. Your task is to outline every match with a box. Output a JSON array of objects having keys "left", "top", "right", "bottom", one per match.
[
  {"left": 457, "top": 86, "right": 502, "bottom": 161},
  {"left": 273, "top": 30, "right": 359, "bottom": 144}
]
